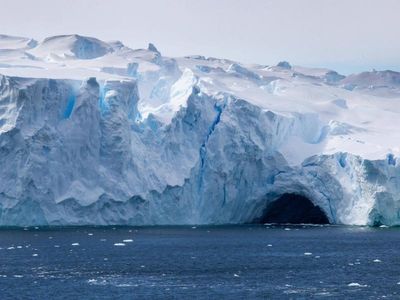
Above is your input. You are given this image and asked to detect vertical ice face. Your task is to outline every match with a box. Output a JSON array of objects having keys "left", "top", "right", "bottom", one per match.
[
  {"left": 100, "top": 80, "right": 138, "bottom": 170},
  {"left": 0, "top": 34, "right": 399, "bottom": 226}
]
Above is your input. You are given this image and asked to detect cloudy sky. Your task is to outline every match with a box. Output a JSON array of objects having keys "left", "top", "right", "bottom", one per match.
[{"left": 0, "top": 0, "right": 398, "bottom": 74}]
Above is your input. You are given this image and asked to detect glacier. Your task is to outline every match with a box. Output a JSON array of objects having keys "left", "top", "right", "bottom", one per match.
[{"left": 0, "top": 34, "right": 400, "bottom": 226}]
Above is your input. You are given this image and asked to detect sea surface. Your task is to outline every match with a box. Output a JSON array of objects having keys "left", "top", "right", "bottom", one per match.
[{"left": 0, "top": 225, "right": 399, "bottom": 299}]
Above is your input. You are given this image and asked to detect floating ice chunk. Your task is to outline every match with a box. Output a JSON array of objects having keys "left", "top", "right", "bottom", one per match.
[
  {"left": 7, "top": 247, "right": 14, "bottom": 250},
  {"left": 54, "top": 245, "right": 60, "bottom": 248},
  {"left": 114, "top": 243, "right": 126, "bottom": 246},
  {"left": 373, "top": 259, "right": 382, "bottom": 263},
  {"left": 88, "top": 233, "right": 93, "bottom": 236},
  {"left": 71, "top": 243, "right": 79, "bottom": 246},
  {"left": 32, "top": 253, "right": 38, "bottom": 257},
  {"left": 348, "top": 283, "right": 368, "bottom": 287},
  {"left": 379, "top": 225, "right": 389, "bottom": 228},
  {"left": 284, "top": 228, "right": 291, "bottom": 231},
  {"left": 17, "top": 246, "right": 22, "bottom": 249},
  {"left": 122, "top": 239, "right": 133, "bottom": 243},
  {"left": 304, "top": 252, "right": 312, "bottom": 256},
  {"left": 267, "top": 244, "right": 273, "bottom": 247},
  {"left": 13, "top": 275, "right": 23, "bottom": 278},
  {"left": 233, "top": 274, "right": 240, "bottom": 277}
]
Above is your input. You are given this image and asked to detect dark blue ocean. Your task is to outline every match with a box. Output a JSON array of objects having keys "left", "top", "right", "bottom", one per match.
[{"left": 0, "top": 225, "right": 399, "bottom": 299}]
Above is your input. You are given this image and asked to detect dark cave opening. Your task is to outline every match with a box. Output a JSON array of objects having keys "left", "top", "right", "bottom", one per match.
[{"left": 258, "top": 193, "right": 330, "bottom": 224}]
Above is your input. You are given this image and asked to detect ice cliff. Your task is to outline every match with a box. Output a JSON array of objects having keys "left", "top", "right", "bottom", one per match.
[{"left": 0, "top": 34, "right": 399, "bottom": 226}]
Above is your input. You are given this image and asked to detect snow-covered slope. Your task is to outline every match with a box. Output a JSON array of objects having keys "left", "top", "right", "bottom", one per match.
[{"left": 0, "top": 34, "right": 399, "bottom": 226}]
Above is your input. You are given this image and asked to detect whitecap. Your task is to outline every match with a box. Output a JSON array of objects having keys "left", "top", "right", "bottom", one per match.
[{"left": 116, "top": 284, "right": 134, "bottom": 287}]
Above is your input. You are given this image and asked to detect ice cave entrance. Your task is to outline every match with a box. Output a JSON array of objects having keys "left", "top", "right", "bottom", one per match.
[{"left": 259, "top": 193, "right": 330, "bottom": 224}]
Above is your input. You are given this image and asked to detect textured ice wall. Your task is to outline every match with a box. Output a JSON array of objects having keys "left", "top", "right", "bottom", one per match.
[{"left": 0, "top": 75, "right": 399, "bottom": 226}]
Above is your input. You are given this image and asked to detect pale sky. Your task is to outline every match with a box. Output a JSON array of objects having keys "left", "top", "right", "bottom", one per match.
[{"left": 0, "top": 0, "right": 399, "bottom": 74}]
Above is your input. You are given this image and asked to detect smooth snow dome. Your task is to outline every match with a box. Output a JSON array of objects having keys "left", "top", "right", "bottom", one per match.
[
  {"left": 30, "top": 35, "right": 113, "bottom": 60},
  {"left": 0, "top": 34, "right": 400, "bottom": 227},
  {"left": 0, "top": 34, "right": 37, "bottom": 50}
]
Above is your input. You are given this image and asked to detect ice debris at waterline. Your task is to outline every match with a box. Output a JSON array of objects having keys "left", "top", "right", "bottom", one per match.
[{"left": 0, "top": 34, "right": 400, "bottom": 226}]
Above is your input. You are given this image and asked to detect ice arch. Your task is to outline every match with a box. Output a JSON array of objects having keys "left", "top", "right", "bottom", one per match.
[{"left": 258, "top": 193, "right": 330, "bottom": 224}]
